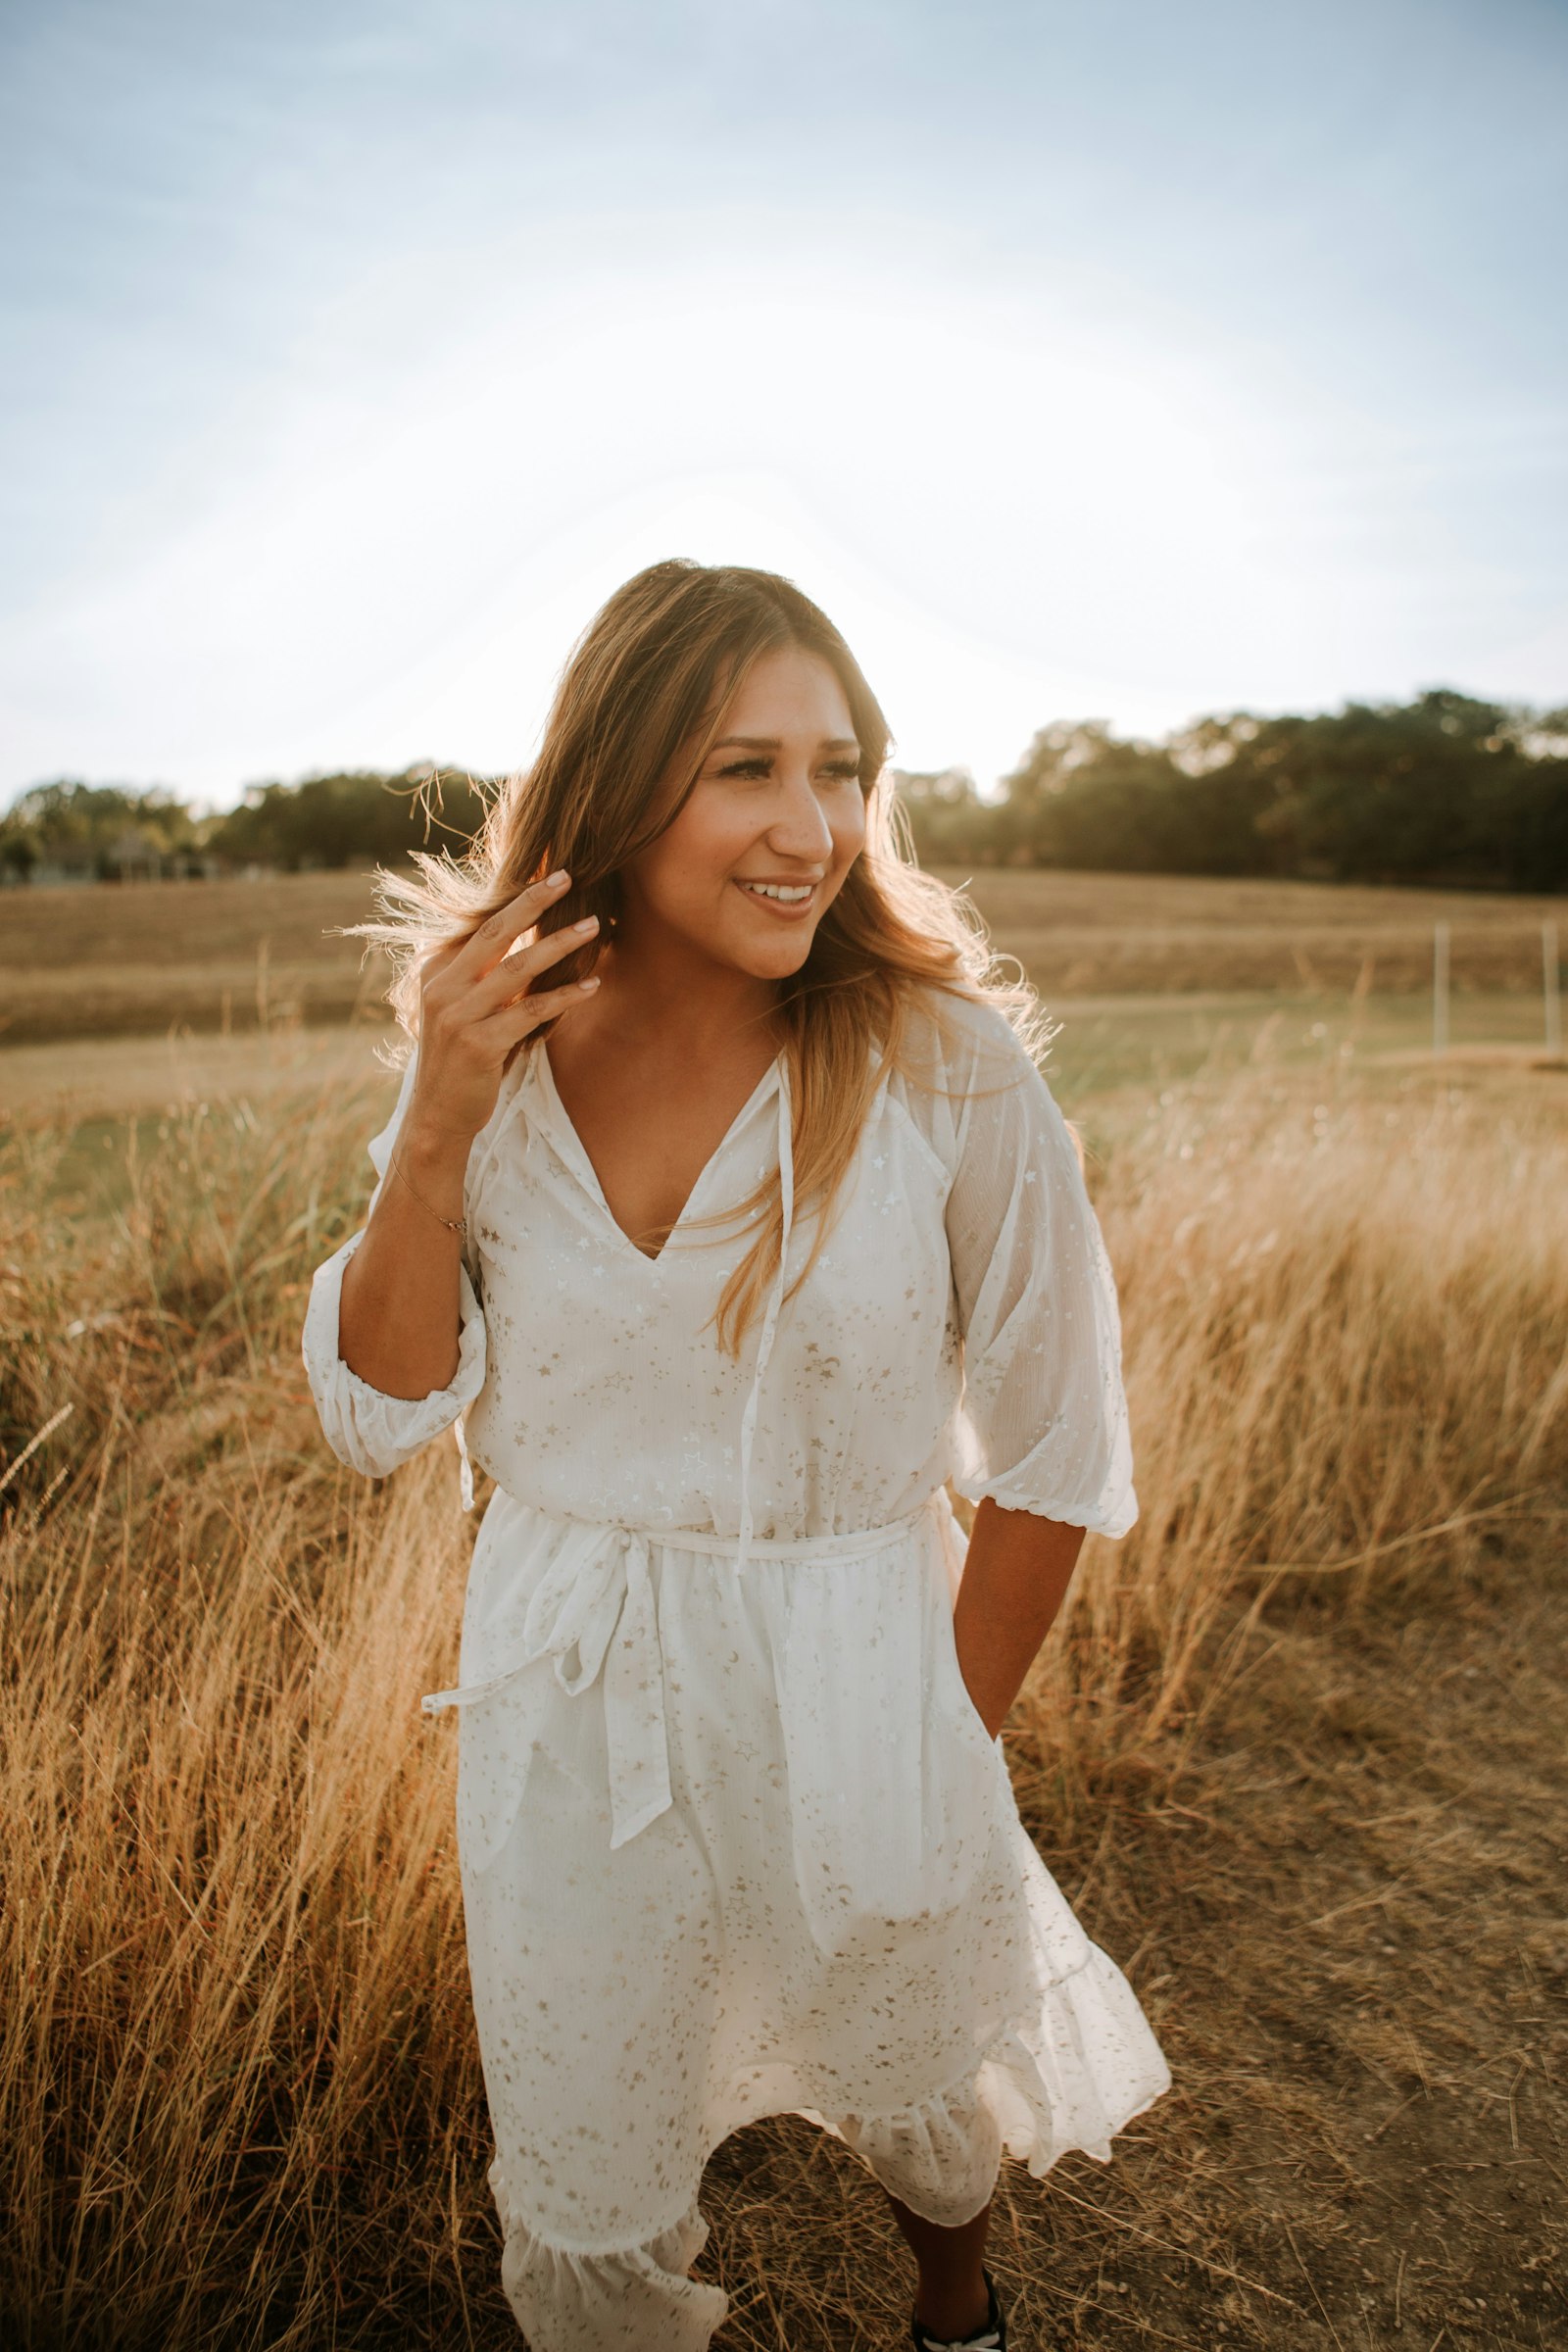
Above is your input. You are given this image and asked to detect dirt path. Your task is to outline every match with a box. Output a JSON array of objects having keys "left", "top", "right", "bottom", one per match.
[{"left": 695, "top": 1529, "right": 1567, "bottom": 2349}]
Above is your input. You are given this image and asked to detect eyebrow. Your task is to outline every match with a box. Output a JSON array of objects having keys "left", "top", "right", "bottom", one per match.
[{"left": 710, "top": 736, "right": 860, "bottom": 753}]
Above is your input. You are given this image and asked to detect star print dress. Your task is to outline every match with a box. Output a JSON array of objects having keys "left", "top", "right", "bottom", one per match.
[{"left": 302, "top": 986, "right": 1171, "bottom": 2351}]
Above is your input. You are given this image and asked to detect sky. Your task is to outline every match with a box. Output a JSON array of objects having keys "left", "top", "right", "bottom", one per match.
[{"left": 2, "top": 0, "right": 1565, "bottom": 812}]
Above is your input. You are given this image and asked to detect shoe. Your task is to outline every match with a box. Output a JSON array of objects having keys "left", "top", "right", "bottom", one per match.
[{"left": 910, "top": 2265, "right": 1007, "bottom": 2349}]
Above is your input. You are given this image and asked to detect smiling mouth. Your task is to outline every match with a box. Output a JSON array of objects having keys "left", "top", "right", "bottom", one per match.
[{"left": 735, "top": 879, "right": 817, "bottom": 907}]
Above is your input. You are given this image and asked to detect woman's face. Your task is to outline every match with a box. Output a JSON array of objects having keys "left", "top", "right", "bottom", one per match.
[{"left": 620, "top": 643, "right": 867, "bottom": 981}]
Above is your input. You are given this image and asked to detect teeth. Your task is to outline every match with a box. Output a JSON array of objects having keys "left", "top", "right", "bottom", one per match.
[{"left": 741, "top": 882, "right": 813, "bottom": 902}]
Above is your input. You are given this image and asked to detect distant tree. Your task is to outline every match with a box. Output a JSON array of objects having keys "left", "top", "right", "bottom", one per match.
[
  {"left": 997, "top": 723, "right": 1201, "bottom": 871},
  {"left": 990, "top": 692, "right": 1568, "bottom": 890},
  {"left": 0, "top": 823, "right": 36, "bottom": 881},
  {"left": 204, "top": 766, "right": 493, "bottom": 870},
  {"left": 1493, "top": 705, "right": 1568, "bottom": 889},
  {"left": 0, "top": 780, "right": 201, "bottom": 880},
  {"left": 890, "top": 768, "right": 995, "bottom": 864},
  {"left": 1242, "top": 691, "right": 1514, "bottom": 882}
]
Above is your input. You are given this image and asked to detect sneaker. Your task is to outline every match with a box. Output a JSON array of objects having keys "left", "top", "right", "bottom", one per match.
[{"left": 909, "top": 2265, "right": 1007, "bottom": 2350}]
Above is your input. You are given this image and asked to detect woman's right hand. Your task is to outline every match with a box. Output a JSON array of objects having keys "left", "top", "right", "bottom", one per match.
[{"left": 406, "top": 869, "right": 602, "bottom": 1149}]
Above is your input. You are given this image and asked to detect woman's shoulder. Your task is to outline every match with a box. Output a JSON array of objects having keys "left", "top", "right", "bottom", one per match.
[
  {"left": 883, "top": 985, "right": 1046, "bottom": 1173},
  {"left": 892, "top": 983, "right": 1042, "bottom": 1095}
]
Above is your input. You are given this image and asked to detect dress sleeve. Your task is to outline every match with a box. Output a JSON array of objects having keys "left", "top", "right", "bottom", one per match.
[
  {"left": 300, "top": 1043, "right": 488, "bottom": 1503},
  {"left": 942, "top": 1004, "right": 1137, "bottom": 1538}
]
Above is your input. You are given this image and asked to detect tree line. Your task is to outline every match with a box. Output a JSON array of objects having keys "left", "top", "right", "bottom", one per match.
[
  {"left": 900, "top": 690, "right": 1567, "bottom": 890},
  {"left": 0, "top": 767, "right": 490, "bottom": 884},
  {"left": 4, "top": 690, "right": 1566, "bottom": 891}
]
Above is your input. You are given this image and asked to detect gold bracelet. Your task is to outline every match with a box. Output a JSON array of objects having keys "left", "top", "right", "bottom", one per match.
[{"left": 389, "top": 1151, "right": 467, "bottom": 1241}]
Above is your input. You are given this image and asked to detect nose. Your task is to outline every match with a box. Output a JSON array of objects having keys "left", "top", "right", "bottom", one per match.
[{"left": 766, "top": 760, "right": 836, "bottom": 864}]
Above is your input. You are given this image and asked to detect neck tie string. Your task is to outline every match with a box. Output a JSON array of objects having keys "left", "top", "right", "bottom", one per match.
[{"left": 735, "top": 1056, "right": 793, "bottom": 1576}]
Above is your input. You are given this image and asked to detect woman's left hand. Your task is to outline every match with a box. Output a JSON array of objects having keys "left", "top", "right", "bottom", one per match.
[{"left": 952, "top": 1499, "right": 1088, "bottom": 1739}]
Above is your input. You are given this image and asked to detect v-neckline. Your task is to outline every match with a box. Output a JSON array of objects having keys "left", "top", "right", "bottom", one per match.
[{"left": 531, "top": 1043, "right": 783, "bottom": 1267}]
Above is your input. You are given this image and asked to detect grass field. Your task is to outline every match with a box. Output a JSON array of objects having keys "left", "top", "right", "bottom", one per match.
[
  {"left": 3, "top": 868, "right": 1566, "bottom": 2348},
  {"left": 2, "top": 865, "right": 1564, "bottom": 1046}
]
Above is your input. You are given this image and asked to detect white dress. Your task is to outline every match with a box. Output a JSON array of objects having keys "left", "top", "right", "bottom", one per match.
[{"left": 302, "top": 989, "right": 1171, "bottom": 2351}]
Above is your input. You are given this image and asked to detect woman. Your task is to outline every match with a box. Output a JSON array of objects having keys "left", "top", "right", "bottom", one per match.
[{"left": 303, "top": 559, "right": 1170, "bottom": 2352}]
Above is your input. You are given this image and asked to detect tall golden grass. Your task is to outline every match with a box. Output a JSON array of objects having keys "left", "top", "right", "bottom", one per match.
[
  {"left": 5, "top": 865, "right": 1562, "bottom": 1044},
  {"left": 1011, "top": 1074, "right": 1568, "bottom": 1843},
  {"left": 2, "top": 1054, "right": 1564, "bottom": 2346}
]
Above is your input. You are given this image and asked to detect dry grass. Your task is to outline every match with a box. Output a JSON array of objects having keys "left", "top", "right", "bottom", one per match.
[
  {"left": 2, "top": 1031, "right": 1566, "bottom": 2347},
  {"left": 0, "top": 874, "right": 398, "bottom": 1046},
  {"left": 3, "top": 867, "right": 1563, "bottom": 1045},
  {"left": 0, "top": 1022, "right": 403, "bottom": 1125},
  {"left": 1034, "top": 1068, "right": 1568, "bottom": 1783},
  {"left": 2, "top": 1069, "right": 484, "bottom": 2348},
  {"left": 950, "top": 869, "right": 1568, "bottom": 1001}
]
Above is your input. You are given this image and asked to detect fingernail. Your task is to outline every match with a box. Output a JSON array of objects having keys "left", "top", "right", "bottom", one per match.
[
  {"left": 572, "top": 915, "right": 599, "bottom": 932},
  {"left": 547, "top": 868, "right": 569, "bottom": 888},
  {"left": 577, "top": 976, "right": 600, "bottom": 991}
]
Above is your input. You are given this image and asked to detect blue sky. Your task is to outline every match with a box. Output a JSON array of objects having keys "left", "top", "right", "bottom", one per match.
[{"left": 3, "top": 0, "right": 1565, "bottom": 808}]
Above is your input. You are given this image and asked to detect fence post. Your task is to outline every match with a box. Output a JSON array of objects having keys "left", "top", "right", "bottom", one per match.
[
  {"left": 1546, "top": 919, "right": 1562, "bottom": 1057},
  {"left": 1433, "top": 921, "right": 1449, "bottom": 1058}
]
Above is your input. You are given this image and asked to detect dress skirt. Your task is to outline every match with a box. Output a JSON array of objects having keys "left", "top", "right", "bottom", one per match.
[{"left": 422, "top": 1485, "right": 1172, "bottom": 2352}]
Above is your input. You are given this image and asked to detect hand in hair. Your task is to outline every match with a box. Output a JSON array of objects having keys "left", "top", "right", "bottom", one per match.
[
  {"left": 410, "top": 868, "right": 602, "bottom": 1151},
  {"left": 334, "top": 868, "right": 600, "bottom": 1399}
]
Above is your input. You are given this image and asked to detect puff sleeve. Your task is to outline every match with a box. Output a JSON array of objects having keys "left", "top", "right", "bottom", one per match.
[
  {"left": 942, "top": 1004, "right": 1137, "bottom": 1538},
  {"left": 301, "top": 1043, "right": 488, "bottom": 1505}
]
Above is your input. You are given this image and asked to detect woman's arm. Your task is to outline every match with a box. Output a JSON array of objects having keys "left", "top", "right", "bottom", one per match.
[
  {"left": 952, "top": 1499, "right": 1086, "bottom": 1739},
  {"left": 302, "top": 869, "right": 603, "bottom": 1480},
  {"left": 927, "top": 998, "right": 1137, "bottom": 1731},
  {"left": 337, "top": 1116, "right": 471, "bottom": 1396},
  {"left": 940, "top": 999, "right": 1138, "bottom": 1540}
]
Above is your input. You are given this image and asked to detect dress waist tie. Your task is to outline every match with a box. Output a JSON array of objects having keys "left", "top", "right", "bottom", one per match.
[
  {"left": 420, "top": 1496, "right": 943, "bottom": 1853},
  {"left": 424, "top": 1050, "right": 804, "bottom": 1852}
]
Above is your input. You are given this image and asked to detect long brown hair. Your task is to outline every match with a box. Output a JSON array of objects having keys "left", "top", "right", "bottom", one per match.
[{"left": 344, "top": 559, "right": 1046, "bottom": 1350}]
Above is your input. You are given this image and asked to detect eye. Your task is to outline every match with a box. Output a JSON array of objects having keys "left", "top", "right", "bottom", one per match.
[
  {"left": 714, "top": 757, "right": 771, "bottom": 780},
  {"left": 820, "top": 759, "right": 862, "bottom": 785}
]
